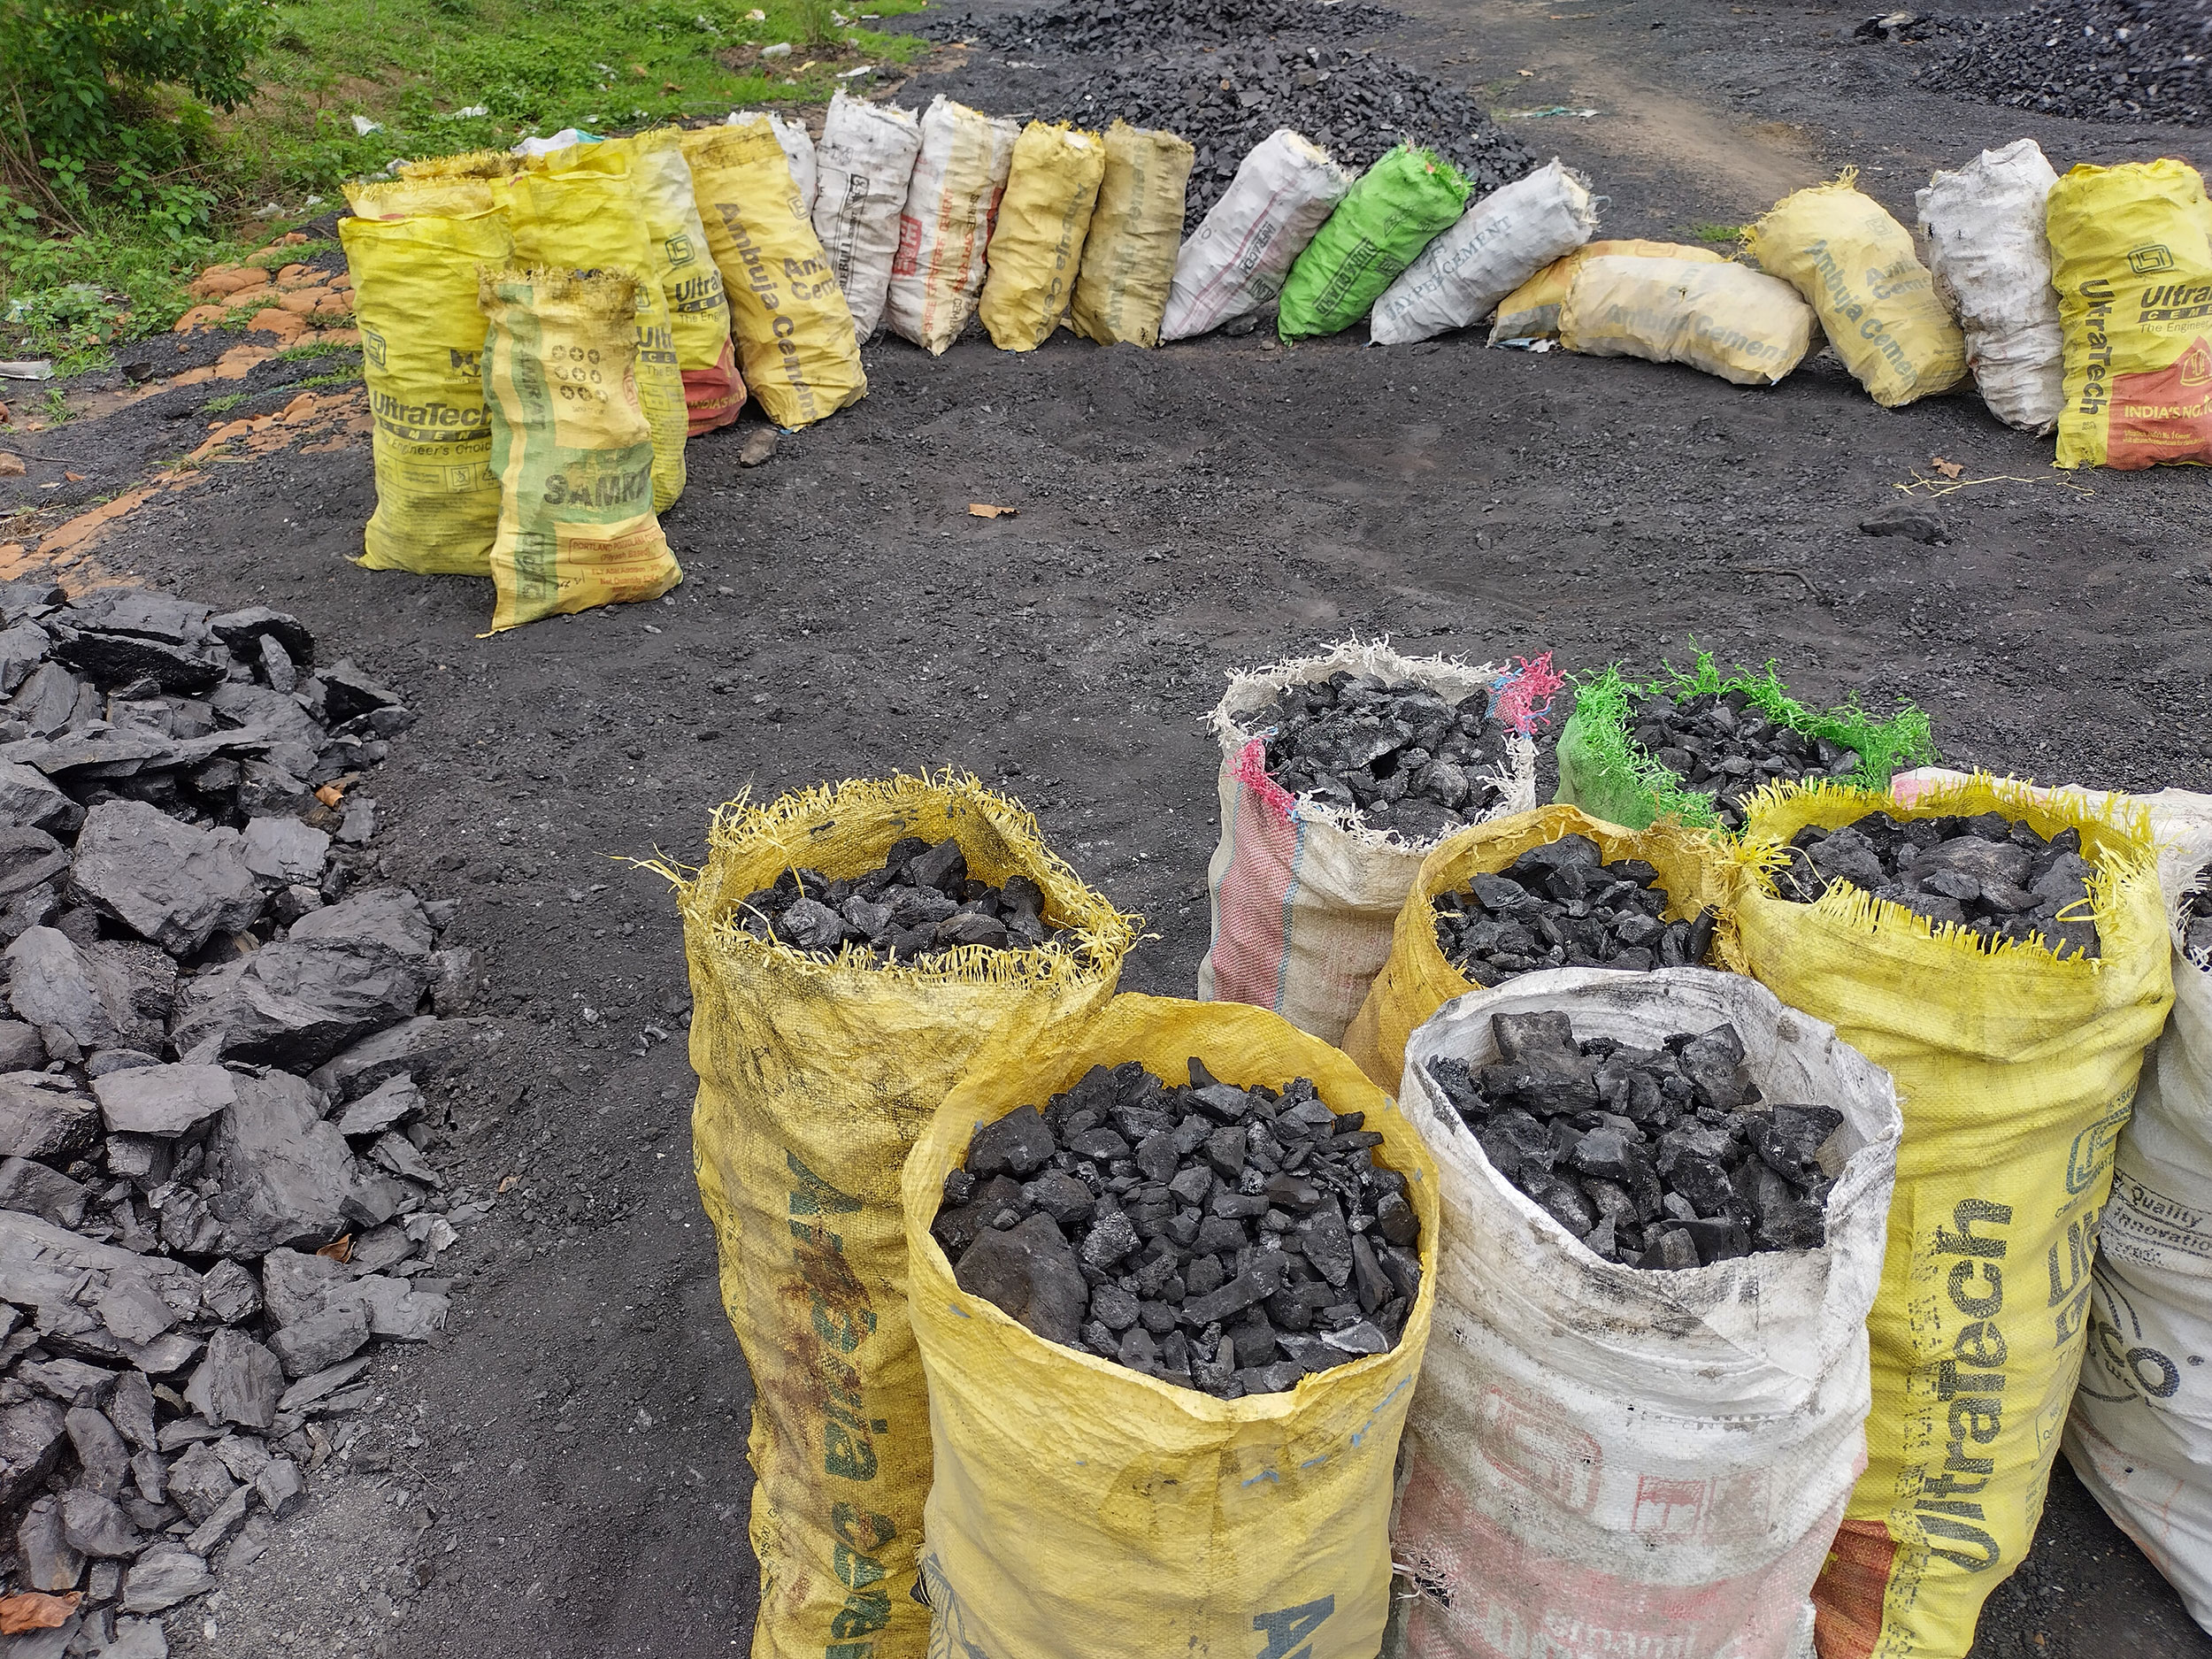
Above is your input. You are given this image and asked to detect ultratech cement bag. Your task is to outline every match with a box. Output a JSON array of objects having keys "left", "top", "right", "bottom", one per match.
[
  {"left": 1341, "top": 805, "right": 1745, "bottom": 1094},
  {"left": 1560, "top": 254, "right": 1816, "bottom": 386},
  {"left": 1733, "top": 774, "right": 2174, "bottom": 1659},
  {"left": 1197, "top": 640, "right": 1543, "bottom": 1046},
  {"left": 477, "top": 268, "right": 682, "bottom": 633},
  {"left": 1278, "top": 146, "right": 1471, "bottom": 340},
  {"left": 2065, "top": 789, "right": 2212, "bottom": 1631},
  {"left": 810, "top": 91, "right": 923, "bottom": 340},
  {"left": 340, "top": 204, "right": 511, "bottom": 576},
  {"left": 904, "top": 994, "right": 1437, "bottom": 1659},
  {"left": 626, "top": 127, "right": 744, "bottom": 434},
  {"left": 1161, "top": 127, "right": 1352, "bottom": 342},
  {"left": 1369, "top": 158, "right": 1597, "bottom": 347},
  {"left": 1917, "top": 139, "right": 2064, "bottom": 434},
  {"left": 1555, "top": 651, "right": 1939, "bottom": 833},
  {"left": 1489, "top": 238, "right": 1725, "bottom": 345},
  {"left": 663, "top": 774, "right": 1135, "bottom": 1659},
  {"left": 1388, "top": 968, "right": 1901, "bottom": 1659},
  {"left": 501, "top": 160, "right": 688, "bottom": 511},
  {"left": 885, "top": 97, "right": 1018, "bottom": 356},
  {"left": 2047, "top": 158, "right": 2212, "bottom": 470},
  {"left": 1069, "top": 119, "right": 1196, "bottom": 348},
  {"left": 979, "top": 121, "right": 1108, "bottom": 351},
  {"left": 683, "top": 122, "right": 867, "bottom": 430},
  {"left": 1747, "top": 175, "right": 1967, "bottom": 407}
]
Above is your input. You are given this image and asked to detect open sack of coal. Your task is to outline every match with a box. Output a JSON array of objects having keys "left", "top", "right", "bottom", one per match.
[
  {"left": 734, "top": 835, "right": 1068, "bottom": 962},
  {"left": 902, "top": 995, "right": 1436, "bottom": 1659},
  {"left": 1198, "top": 639, "right": 1553, "bottom": 1044},
  {"left": 1388, "top": 968, "right": 1899, "bottom": 1653},
  {"left": 1555, "top": 652, "right": 1936, "bottom": 833}
]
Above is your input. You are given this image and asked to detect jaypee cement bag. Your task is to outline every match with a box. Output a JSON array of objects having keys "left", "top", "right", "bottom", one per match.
[
  {"left": 1370, "top": 158, "right": 1596, "bottom": 346},
  {"left": 979, "top": 121, "right": 1107, "bottom": 351},
  {"left": 1389, "top": 969, "right": 1901, "bottom": 1659},
  {"left": 1161, "top": 127, "right": 1352, "bottom": 342},
  {"left": 1197, "top": 640, "right": 1542, "bottom": 1046},
  {"left": 2065, "top": 789, "right": 2212, "bottom": 1632},
  {"left": 477, "top": 268, "right": 682, "bottom": 633},
  {"left": 1747, "top": 176, "right": 1967, "bottom": 407},
  {"left": 1278, "top": 145, "right": 1470, "bottom": 339},
  {"left": 885, "top": 97, "right": 1018, "bottom": 355},
  {"left": 2047, "top": 158, "right": 2212, "bottom": 470},
  {"left": 1341, "top": 805, "right": 1745, "bottom": 1095},
  {"left": 341, "top": 204, "right": 511, "bottom": 576},
  {"left": 663, "top": 773, "right": 1135, "bottom": 1659},
  {"left": 1490, "top": 239, "right": 1725, "bottom": 345},
  {"left": 1562, "top": 255, "right": 1816, "bottom": 386},
  {"left": 1069, "top": 120, "right": 1196, "bottom": 348},
  {"left": 905, "top": 994, "right": 1437, "bottom": 1659},
  {"left": 1734, "top": 775, "right": 2173, "bottom": 1659},
  {"left": 811, "top": 92, "right": 922, "bottom": 340},
  {"left": 1917, "top": 139, "right": 2063, "bottom": 434}
]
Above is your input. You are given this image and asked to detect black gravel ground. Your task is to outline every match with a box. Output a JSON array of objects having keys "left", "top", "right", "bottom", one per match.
[
  {"left": 920, "top": 0, "right": 1402, "bottom": 54},
  {"left": 1886, "top": 2, "right": 2212, "bottom": 127}
]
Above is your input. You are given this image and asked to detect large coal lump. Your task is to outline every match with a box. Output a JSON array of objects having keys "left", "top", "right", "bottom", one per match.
[
  {"left": 1433, "top": 834, "right": 1717, "bottom": 986},
  {"left": 1770, "top": 810, "right": 2100, "bottom": 959},
  {"left": 935, "top": 1060, "right": 1422, "bottom": 1397},
  {"left": 1425, "top": 1012, "right": 1841, "bottom": 1267},
  {"left": 736, "top": 837, "right": 1065, "bottom": 964},
  {"left": 1256, "top": 672, "right": 1512, "bottom": 844},
  {"left": 1627, "top": 689, "right": 1859, "bottom": 831}
]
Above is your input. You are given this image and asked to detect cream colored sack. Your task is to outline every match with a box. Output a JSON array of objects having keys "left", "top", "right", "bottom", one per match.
[
  {"left": 885, "top": 98, "right": 1018, "bottom": 355},
  {"left": 1490, "top": 238, "right": 1725, "bottom": 344},
  {"left": 979, "top": 121, "right": 1107, "bottom": 351},
  {"left": 1069, "top": 120, "right": 1195, "bottom": 348},
  {"left": 1561, "top": 255, "right": 1815, "bottom": 386}
]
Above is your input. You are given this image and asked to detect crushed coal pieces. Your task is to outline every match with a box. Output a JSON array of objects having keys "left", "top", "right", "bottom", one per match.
[
  {"left": 1425, "top": 1011, "right": 1841, "bottom": 1268},
  {"left": 735, "top": 837, "right": 1065, "bottom": 961},
  {"left": 1256, "top": 672, "right": 1512, "bottom": 844},
  {"left": 936, "top": 1059, "right": 1421, "bottom": 1396},
  {"left": 1433, "top": 834, "right": 1717, "bottom": 985},
  {"left": 1628, "top": 689, "right": 1860, "bottom": 830}
]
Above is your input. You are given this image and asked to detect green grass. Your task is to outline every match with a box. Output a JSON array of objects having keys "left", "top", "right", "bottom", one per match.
[
  {"left": 199, "top": 392, "right": 249, "bottom": 415},
  {"left": 2, "top": 0, "right": 931, "bottom": 371},
  {"left": 1689, "top": 222, "right": 1746, "bottom": 245},
  {"left": 296, "top": 365, "right": 364, "bottom": 388}
]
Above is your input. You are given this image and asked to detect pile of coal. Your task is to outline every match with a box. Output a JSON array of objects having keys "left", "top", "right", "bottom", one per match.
[
  {"left": 934, "top": 1058, "right": 1421, "bottom": 1397},
  {"left": 1425, "top": 1011, "right": 1841, "bottom": 1268},
  {"left": 1255, "top": 672, "right": 1512, "bottom": 845},
  {"left": 1433, "top": 834, "right": 1717, "bottom": 986},
  {"left": 1051, "top": 43, "right": 1535, "bottom": 227},
  {"left": 0, "top": 578, "right": 483, "bottom": 1628},
  {"left": 735, "top": 837, "right": 1064, "bottom": 962},
  {"left": 1908, "top": 1, "right": 2209, "bottom": 128},
  {"left": 2184, "top": 880, "right": 2212, "bottom": 967},
  {"left": 924, "top": 0, "right": 1399, "bottom": 56},
  {"left": 1627, "top": 689, "right": 1860, "bottom": 831},
  {"left": 1770, "top": 809, "right": 2101, "bottom": 959}
]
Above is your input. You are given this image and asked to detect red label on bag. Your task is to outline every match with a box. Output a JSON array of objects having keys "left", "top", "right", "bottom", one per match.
[{"left": 2104, "top": 336, "right": 2212, "bottom": 468}]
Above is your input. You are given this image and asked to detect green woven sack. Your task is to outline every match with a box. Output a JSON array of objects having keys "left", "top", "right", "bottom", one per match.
[
  {"left": 1277, "top": 145, "right": 1471, "bottom": 339},
  {"left": 1554, "top": 650, "right": 1939, "bottom": 832}
]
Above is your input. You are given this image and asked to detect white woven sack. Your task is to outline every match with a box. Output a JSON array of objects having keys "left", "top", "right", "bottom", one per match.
[
  {"left": 1160, "top": 128, "right": 1352, "bottom": 342},
  {"left": 810, "top": 91, "right": 923, "bottom": 338},
  {"left": 1195, "top": 639, "right": 1538, "bottom": 1044},
  {"left": 885, "top": 97, "right": 1018, "bottom": 355},
  {"left": 1386, "top": 969, "right": 1901, "bottom": 1659},
  {"left": 1917, "top": 139, "right": 2065, "bottom": 434},
  {"left": 1370, "top": 157, "right": 1597, "bottom": 346},
  {"left": 2066, "top": 787, "right": 2212, "bottom": 1632},
  {"left": 727, "top": 110, "right": 818, "bottom": 214}
]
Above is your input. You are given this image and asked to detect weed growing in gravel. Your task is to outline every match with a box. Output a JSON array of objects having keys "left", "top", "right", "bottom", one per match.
[
  {"left": 199, "top": 393, "right": 249, "bottom": 415},
  {"left": 296, "top": 365, "right": 364, "bottom": 388},
  {"left": 1690, "top": 222, "right": 1745, "bottom": 244}
]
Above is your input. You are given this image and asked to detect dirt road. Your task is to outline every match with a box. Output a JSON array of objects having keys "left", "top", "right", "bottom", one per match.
[{"left": 8, "top": 1, "right": 2210, "bottom": 1655}]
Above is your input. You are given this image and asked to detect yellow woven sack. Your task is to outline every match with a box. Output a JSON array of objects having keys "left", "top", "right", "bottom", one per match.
[
  {"left": 2047, "top": 159, "right": 2212, "bottom": 470},
  {"left": 663, "top": 775, "right": 1135, "bottom": 1659},
  {"left": 341, "top": 176, "right": 495, "bottom": 219},
  {"left": 477, "top": 267, "right": 681, "bottom": 633},
  {"left": 1732, "top": 775, "right": 2173, "bottom": 1659},
  {"left": 340, "top": 205, "right": 511, "bottom": 575},
  {"left": 1747, "top": 176, "right": 1967, "bottom": 406},
  {"left": 396, "top": 147, "right": 520, "bottom": 182},
  {"left": 902, "top": 993, "right": 1437, "bottom": 1659},
  {"left": 979, "top": 121, "right": 1107, "bottom": 351},
  {"left": 1069, "top": 119, "right": 1195, "bottom": 348},
  {"left": 1488, "top": 238, "right": 1725, "bottom": 343},
  {"left": 498, "top": 161, "right": 687, "bottom": 511},
  {"left": 682, "top": 122, "right": 868, "bottom": 429},
  {"left": 1342, "top": 804, "right": 1744, "bottom": 1094}
]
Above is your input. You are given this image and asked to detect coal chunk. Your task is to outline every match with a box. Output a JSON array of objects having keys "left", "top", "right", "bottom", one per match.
[
  {"left": 1624, "top": 686, "right": 1872, "bottom": 831},
  {"left": 735, "top": 838, "right": 1070, "bottom": 965},
  {"left": 954, "top": 1212, "right": 1088, "bottom": 1345},
  {"left": 1433, "top": 833, "right": 1718, "bottom": 985}
]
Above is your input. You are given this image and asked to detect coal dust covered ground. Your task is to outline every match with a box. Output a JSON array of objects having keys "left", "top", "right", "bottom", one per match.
[{"left": 8, "top": 0, "right": 2212, "bottom": 1656}]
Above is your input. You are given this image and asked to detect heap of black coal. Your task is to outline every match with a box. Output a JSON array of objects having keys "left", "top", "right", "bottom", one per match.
[
  {"left": 1771, "top": 810, "right": 2101, "bottom": 958},
  {"left": 1256, "top": 672, "right": 1512, "bottom": 845},
  {"left": 1425, "top": 1011, "right": 1841, "bottom": 1269},
  {"left": 736, "top": 837, "right": 1063, "bottom": 961},
  {"left": 1628, "top": 689, "right": 1860, "bottom": 831},
  {"left": 935, "top": 1058, "right": 1421, "bottom": 1397},
  {"left": 1433, "top": 834, "right": 1717, "bottom": 986},
  {"left": 924, "top": 0, "right": 1400, "bottom": 56},
  {"left": 1911, "top": 1, "right": 2211, "bottom": 129}
]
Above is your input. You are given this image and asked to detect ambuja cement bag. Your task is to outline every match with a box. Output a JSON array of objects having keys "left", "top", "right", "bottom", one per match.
[
  {"left": 1917, "top": 139, "right": 2063, "bottom": 434},
  {"left": 979, "top": 121, "right": 1107, "bottom": 351},
  {"left": 730, "top": 110, "right": 818, "bottom": 213},
  {"left": 1560, "top": 256, "right": 1816, "bottom": 386},
  {"left": 1490, "top": 239, "right": 1726, "bottom": 345},
  {"left": 811, "top": 91, "right": 923, "bottom": 340},
  {"left": 1069, "top": 120, "right": 1196, "bottom": 348},
  {"left": 1161, "top": 127, "right": 1352, "bottom": 342},
  {"left": 1370, "top": 158, "right": 1596, "bottom": 346},
  {"left": 885, "top": 97, "right": 1018, "bottom": 355}
]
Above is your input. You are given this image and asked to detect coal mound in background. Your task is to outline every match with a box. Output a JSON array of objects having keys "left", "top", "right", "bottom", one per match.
[
  {"left": 922, "top": 0, "right": 1401, "bottom": 55},
  {"left": 1928, "top": 0, "right": 2212, "bottom": 127},
  {"left": 1051, "top": 43, "right": 1536, "bottom": 227}
]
